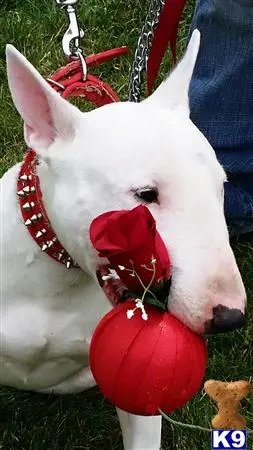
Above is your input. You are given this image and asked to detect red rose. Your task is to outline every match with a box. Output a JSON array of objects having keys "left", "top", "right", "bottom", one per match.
[{"left": 89, "top": 205, "right": 170, "bottom": 292}]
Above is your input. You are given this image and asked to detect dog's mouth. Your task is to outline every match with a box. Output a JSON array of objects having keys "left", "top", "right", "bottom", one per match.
[
  {"left": 96, "top": 265, "right": 128, "bottom": 307},
  {"left": 96, "top": 265, "right": 172, "bottom": 310}
]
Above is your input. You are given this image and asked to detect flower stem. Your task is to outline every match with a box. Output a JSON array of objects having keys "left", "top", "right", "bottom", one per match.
[
  {"left": 129, "top": 260, "right": 157, "bottom": 302},
  {"left": 140, "top": 261, "right": 157, "bottom": 302}
]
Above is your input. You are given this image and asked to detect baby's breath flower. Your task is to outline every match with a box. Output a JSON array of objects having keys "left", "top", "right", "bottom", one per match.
[
  {"left": 127, "top": 299, "right": 148, "bottom": 321},
  {"left": 127, "top": 310, "right": 135, "bottom": 319}
]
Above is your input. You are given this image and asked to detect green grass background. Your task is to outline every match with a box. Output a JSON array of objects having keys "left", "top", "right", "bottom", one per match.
[{"left": 0, "top": 0, "right": 252, "bottom": 448}]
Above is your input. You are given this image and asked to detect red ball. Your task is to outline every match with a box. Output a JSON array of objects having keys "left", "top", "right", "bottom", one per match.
[{"left": 90, "top": 300, "right": 207, "bottom": 416}]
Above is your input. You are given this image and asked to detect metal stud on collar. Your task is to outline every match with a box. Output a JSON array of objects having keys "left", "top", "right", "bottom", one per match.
[
  {"left": 17, "top": 189, "right": 26, "bottom": 197},
  {"left": 41, "top": 243, "right": 48, "bottom": 252},
  {"left": 66, "top": 256, "right": 73, "bottom": 269},
  {"left": 22, "top": 201, "right": 35, "bottom": 210},
  {"left": 24, "top": 213, "right": 43, "bottom": 226},
  {"left": 47, "top": 238, "right": 57, "bottom": 248},
  {"left": 36, "top": 229, "right": 47, "bottom": 239},
  {"left": 19, "top": 174, "right": 32, "bottom": 182},
  {"left": 30, "top": 213, "right": 43, "bottom": 222},
  {"left": 58, "top": 250, "right": 65, "bottom": 261},
  {"left": 23, "top": 185, "right": 36, "bottom": 194}
]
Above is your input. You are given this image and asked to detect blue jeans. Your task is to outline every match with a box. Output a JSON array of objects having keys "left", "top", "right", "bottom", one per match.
[{"left": 188, "top": 0, "right": 253, "bottom": 237}]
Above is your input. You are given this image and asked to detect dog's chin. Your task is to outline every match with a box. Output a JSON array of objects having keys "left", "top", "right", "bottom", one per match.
[
  {"left": 167, "top": 303, "right": 205, "bottom": 335},
  {"left": 179, "top": 320, "right": 205, "bottom": 336}
]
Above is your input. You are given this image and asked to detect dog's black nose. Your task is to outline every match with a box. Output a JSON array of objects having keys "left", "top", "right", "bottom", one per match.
[{"left": 204, "top": 305, "right": 245, "bottom": 335}]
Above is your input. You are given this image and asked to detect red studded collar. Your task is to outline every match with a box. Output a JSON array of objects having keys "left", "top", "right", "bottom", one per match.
[{"left": 17, "top": 150, "right": 79, "bottom": 270}]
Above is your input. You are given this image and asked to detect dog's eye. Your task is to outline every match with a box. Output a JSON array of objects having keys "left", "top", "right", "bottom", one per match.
[{"left": 135, "top": 187, "right": 159, "bottom": 204}]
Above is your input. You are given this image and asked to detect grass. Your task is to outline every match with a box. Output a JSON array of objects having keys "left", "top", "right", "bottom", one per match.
[{"left": 0, "top": 0, "right": 252, "bottom": 449}]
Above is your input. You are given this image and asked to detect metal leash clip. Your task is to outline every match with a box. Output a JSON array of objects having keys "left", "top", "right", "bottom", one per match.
[{"left": 56, "top": 0, "right": 87, "bottom": 80}]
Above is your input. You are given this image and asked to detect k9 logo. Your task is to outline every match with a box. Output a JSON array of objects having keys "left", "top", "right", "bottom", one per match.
[{"left": 211, "top": 430, "right": 247, "bottom": 449}]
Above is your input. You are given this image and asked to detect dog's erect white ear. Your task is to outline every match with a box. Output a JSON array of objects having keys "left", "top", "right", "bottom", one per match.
[
  {"left": 6, "top": 45, "right": 81, "bottom": 149},
  {"left": 144, "top": 29, "right": 200, "bottom": 116}
]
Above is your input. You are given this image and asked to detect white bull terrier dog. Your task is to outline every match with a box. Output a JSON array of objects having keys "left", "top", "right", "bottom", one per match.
[{"left": 1, "top": 30, "right": 247, "bottom": 450}]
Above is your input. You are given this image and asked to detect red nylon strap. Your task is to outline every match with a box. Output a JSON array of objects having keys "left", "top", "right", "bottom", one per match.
[
  {"left": 147, "top": 0, "right": 186, "bottom": 95},
  {"left": 49, "top": 47, "right": 128, "bottom": 106}
]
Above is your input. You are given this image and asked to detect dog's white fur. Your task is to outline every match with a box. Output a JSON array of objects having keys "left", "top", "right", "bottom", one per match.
[{"left": 0, "top": 30, "right": 246, "bottom": 449}]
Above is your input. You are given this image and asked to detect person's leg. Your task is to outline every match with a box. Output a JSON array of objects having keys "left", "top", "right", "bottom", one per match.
[{"left": 188, "top": 0, "right": 253, "bottom": 237}]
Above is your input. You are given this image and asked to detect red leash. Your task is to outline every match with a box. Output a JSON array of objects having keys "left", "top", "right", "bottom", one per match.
[
  {"left": 47, "top": 47, "right": 128, "bottom": 105},
  {"left": 147, "top": 0, "right": 186, "bottom": 95}
]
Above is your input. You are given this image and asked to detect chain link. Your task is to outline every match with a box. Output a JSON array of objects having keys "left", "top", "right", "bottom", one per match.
[{"left": 128, "top": 0, "right": 165, "bottom": 102}]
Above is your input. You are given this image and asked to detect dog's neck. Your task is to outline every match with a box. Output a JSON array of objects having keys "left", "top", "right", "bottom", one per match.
[{"left": 17, "top": 150, "right": 80, "bottom": 270}]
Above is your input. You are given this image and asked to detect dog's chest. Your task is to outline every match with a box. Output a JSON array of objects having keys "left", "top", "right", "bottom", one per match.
[
  {"left": 0, "top": 166, "right": 111, "bottom": 390},
  {"left": 1, "top": 277, "right": 111, "bottom": 390}
]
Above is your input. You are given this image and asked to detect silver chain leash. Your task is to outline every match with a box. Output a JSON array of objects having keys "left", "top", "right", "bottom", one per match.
[{"left": 128, "top": 0, "right": 165, "bottom": 102}]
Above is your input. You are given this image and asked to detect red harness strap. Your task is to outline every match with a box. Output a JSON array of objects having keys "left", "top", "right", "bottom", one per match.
[
  {"left": 48, "top": 47, "right": 128, "bottom": 105},
  {"left": 147, "top": 0, "right": 186, "bottom": 95}
]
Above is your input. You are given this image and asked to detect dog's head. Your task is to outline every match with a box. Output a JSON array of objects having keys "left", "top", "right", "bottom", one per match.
[{"left": 6, "top": 30, "right": 246, "bottom": 334}]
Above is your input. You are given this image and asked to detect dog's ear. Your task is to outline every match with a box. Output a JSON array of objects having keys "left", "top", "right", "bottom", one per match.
[
  {"left": 144, "top": 29, "right": 200, "bottom": 117},
  {"left": 6, "top": 45, "right": 81, "bottom": 150}
]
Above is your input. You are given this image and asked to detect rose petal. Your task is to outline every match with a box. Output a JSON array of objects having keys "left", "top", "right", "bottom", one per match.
[{"left": 89, "top": 205, "right": 170, "bottom": 292}]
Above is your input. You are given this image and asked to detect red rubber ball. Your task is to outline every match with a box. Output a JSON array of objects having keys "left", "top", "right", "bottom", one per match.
[{"left": 90, "top": 300, "right": 207, "bottom": 416}]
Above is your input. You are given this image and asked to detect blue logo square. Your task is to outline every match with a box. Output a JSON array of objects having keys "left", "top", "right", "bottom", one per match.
[{"left": 211, "top": 430, "right": 247, "bottom": 449}]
